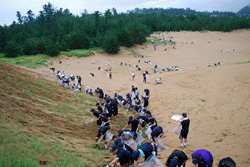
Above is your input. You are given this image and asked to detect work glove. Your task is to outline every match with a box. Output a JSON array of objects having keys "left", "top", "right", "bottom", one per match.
[
  {"left": 106, "top": 165, "right": 110, "bottom": 167},
  {"left": 91, "top": 119, "right": 93, "bottom": 122},
  {"left": 152, "top": 151, "right": 156, "bottom": 156}
]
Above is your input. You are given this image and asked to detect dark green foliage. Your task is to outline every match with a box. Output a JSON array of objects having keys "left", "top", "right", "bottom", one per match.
[
  {"left": 22, "top": 37, "right": 40, "bottom": 55},
  {"left": 1, "top": 5, "right": 250, "bottom": 58},
  {"left": 4, "top": 41, "right": 20, "bottom": 58},
  {"left": 43, "top": 38, "right": 60, "bottom": 57},
  {"left": 69, "top": 32, "right": 90, "bottom": 50},
  {"left": 101, "top": 30, "right": 120, "bottom": 54}
]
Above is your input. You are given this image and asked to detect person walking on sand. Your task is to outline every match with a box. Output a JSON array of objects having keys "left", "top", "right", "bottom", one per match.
[
  {"left": 109, "top": 71, "right": 112, "bottom": 79},
  {"left": 179, "top": 113, "right": 190, "bottom": 148},
  {"left": 108, "top": 60, "right": 110, "bottom": 67},
  {"left": 143, "top": 72, "right": 146, "bottom": 83}
]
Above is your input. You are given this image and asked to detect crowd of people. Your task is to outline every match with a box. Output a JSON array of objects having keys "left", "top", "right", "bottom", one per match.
[
  {"left": 47, "top": 38, "right": 236, "bottom": 166},
  {"left": 83, "top": 85, "right": 236, "bottom": 167}
]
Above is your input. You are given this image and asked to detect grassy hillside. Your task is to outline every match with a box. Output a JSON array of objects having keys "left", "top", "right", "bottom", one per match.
[{"left": 0, "top": 61, "right": 134, "bottom": 166}]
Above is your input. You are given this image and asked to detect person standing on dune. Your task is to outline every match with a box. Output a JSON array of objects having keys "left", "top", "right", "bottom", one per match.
[
  {"left": 109, "top": 71, "right": 112, "bottom": 79},
  {"left": 143, "top": 72, "right": 146, "bottom": 83}
]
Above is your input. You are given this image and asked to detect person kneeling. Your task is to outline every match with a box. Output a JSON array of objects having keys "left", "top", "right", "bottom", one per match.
[
  {"left": 156, "top": 78, "right": 162, "bottom": 84},
  {"left": 107, "top": 143, "right": 134, "bottom": 167},
  {"left": 132, "top": 142, "right": 158, "bottom": 167}
]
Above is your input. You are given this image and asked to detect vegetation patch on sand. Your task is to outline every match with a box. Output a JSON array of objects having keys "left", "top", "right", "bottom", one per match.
[
  {"left": 125, "top": 48, "right": 144, "bottom": 58},
  {"left": 0, "top": 54, "right": 49, "bottom": 69},
  {"left": 60, "top": 49, "right": 95, "bottom": 58},
  {"left": 146, "top": 38, "right": 161, "bottom": 44}
]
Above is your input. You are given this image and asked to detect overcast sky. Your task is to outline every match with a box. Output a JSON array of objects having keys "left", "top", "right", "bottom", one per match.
[{"left": 1, "top": 0, "right": 249, "bottom": 26}]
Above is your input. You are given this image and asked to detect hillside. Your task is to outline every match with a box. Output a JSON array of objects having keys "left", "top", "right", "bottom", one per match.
[{"left": 0, "top": 61, "right": 133, "bottom": 166}]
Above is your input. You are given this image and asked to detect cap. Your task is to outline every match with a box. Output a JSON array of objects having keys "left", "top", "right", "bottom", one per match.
[
  {"left": 112, "top": 135, "right": 117, "bottom": 140},
  {"left": 192, "top": 153, "right": 200, "bottom": 164},
  {"left": 149, "top": 114, "right": 153, "bottom": 117},
  {"left": 95, "top": 102, "right": 100, "bottom": 106},
  {"left": 110, "top": 145, "right": 118, "bottom": 152},
  {"left": 97, "top": 87, "right": 99, "bottom": 89},
  {"left": 134, "top": 105, "right": 139, "bottom": 111},
  {"left": 90, "top": 108, "right": 95, "bottom": 112},
  {"left": 169, "top": 158, "right": 178, "bottom": 167},
  {"left": 106, "top": 98, "right": 111, "bottom": 103},
  {"left": 117, "top": 143, "right": 123, "bottom": 148},
  {"left": 132, "top": 85, "right": 134, "bottom": 87},
  {"left": 142, "top": 108, "right": 146, "bottom": 112},
  {"left": 182, "top": 113, "right": 187, "bottom": 117},
  {"left": 118, "top": 130, "right": 123, "bottom": 136},
  {"left": 132, "top": 151, "right": 140, "bottom": 161},
  {"left": 101, "top": 102, "right": 105, "bottom": 105},
  {"left": 101, "top": 113, "right": 106, "bottom": 116},
  {"left": 129, "top": 116, "right": 133, "bottom": 122}
]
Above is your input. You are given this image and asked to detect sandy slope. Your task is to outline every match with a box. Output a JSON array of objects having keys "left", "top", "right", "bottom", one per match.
[{"left": 37, "top": 30, "right": 250, "bottom": 166}]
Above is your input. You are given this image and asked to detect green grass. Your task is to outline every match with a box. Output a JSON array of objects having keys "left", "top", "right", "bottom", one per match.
[
  {"left": 60, "top": 49, "right": 95, "bottom": 58},
  {"left": 90, "top": 47, "right": 104, "bottom": 52},
  {"left": 0, "top": 124, "right": 86, "bottom": 167},
  {"left": 146, "top": 38, "right": 161, "bottom": 44},
  {"left": 0, "top": 54, "right": 49, "bottom": 69},
  {"left": 125, "top": 48, "right": 144, "bottom": 58},
  {"left": 235, "top": 61, "right": 250, "bottom": 64}
]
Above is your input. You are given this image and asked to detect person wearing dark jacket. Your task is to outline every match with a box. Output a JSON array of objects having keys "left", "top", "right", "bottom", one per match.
[{"left": 165, "top": 149, "right": 188, "bottom": 167}]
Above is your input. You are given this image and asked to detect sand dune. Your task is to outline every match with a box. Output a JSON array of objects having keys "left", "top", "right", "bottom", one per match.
[{"left": 37, "top": 30, "right": 250, "bottom": 166}]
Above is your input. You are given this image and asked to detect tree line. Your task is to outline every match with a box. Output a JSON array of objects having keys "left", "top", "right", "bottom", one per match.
[{"left": 0, "top": 3, "right": 250, "bottom": 57}]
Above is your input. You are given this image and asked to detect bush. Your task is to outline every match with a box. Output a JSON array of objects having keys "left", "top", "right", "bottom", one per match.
[
  {"left": 101, "top": 29, "right": 120, "bottom": 54},
  {"left": 44, "top": 38, "right": 60, "bottom": 57},
  {"left": 69, "top": 32, "right": 90, "bottom": 50},
  {"left": 118, "top": 27, "right": 134, "bottom": 47},
  {"left": 4, "top": 41, "right": 20, "bottom": 58},
  {"left": 22, "top": 37, "right": 40, "bottom": 55}
]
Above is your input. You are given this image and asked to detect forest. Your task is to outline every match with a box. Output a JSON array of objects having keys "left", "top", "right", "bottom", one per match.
[{"left": 0, "top": 3, "right": 250, "bottom": 57}]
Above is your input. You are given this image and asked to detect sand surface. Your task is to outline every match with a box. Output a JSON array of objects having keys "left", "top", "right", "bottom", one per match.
[{"left": 36, "top": 30, "right": 250, "bottom": 166}]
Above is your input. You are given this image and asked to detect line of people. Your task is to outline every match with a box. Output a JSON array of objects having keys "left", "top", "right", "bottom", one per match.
[{"left": 87, "top": 85, "right": 236, "bottom": 167}]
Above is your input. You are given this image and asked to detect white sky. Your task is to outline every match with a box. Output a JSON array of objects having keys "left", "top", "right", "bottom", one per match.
[{"left": 0, "top": 0, "right": 249, "bottom": 26}]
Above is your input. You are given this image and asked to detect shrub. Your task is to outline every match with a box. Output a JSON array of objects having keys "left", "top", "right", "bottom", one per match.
[
  {"left": 4, "top": 41, "right": 20, "bottom": 58},
  {"left": 101, "top": 29, "right": 120, "bottom": 54}
]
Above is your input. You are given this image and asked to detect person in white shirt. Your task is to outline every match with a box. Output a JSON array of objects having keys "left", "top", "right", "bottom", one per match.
[{"left": 155, "top": 78, "right": 162, "bottom": 84}]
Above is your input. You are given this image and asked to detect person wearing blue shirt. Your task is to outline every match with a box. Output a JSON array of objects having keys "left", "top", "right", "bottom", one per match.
[
  {"left": 96, "top": 125, "right": 110, "bottom": 149},
  {"left": 101, "top": 113, "right": 110, "bottom": 126},
  {"left": 132, "top": 105, "right": 140, "bottom": 114},
  {"left": 144, "top": 109, "right": 151, "bottom": 116},
  {"left": 218, "top": 157, "right": 236, "bottom": 167},
  {"left": 112, "top": 135, "right": 134, "bottom": 154},
  {"left": 151, "top": 126, "right": 164, "bottom": 142},
  {"left": 90, "top": 108, "right": 102, "bottom": 126},
  {"left": 192, "top": 149, "right": 213, "bottom": 167},
  {"left": 97, "top": 87, "right": 104, "bottom": 100},
  {"left": 118, "top": 130, "right": 134, "bottom": 143},
  {"left": 131, "top": 142, "right": 158, "bottom": 167},
  {"left": 107, "top": 144, "right": 134, "bottom": 167},
  {"left": 96, "top": 102, "right": 103, "bottom": 113},
  {"left": 137, "top": 115, "right": 149, "bottom": 134},
  {"left": 111, "top": 98, "right": 118, "bottom": 119},
  {"left": 148, "top": 115, "right": 157, "bottom": 130},
  {"left": 123, "top": 116, "right": 139, "bottom": 140}
]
